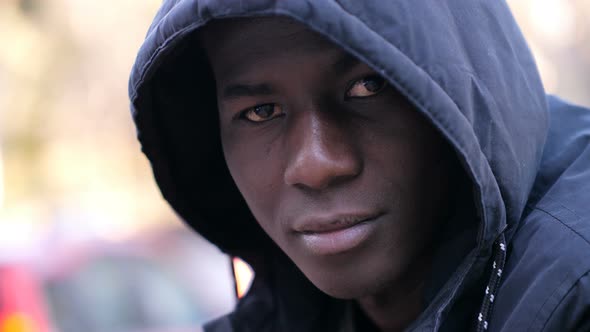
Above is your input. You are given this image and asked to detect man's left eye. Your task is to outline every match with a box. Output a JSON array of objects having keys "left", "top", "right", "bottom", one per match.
[{"left": 346, "top": 75, "right": 387, "bottom": 98}]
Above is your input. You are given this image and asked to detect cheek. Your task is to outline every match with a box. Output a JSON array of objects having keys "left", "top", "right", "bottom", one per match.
[
  {"left": 365, "top": 112, "right": 453, "bottom": 221},
  {"left": 222, "top": 136, "right": 284, "bottom": 234}
]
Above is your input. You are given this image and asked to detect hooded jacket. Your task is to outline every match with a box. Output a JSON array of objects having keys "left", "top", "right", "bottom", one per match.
[{"left": 128, "top": 1, "right": 590, "bottom": 331}]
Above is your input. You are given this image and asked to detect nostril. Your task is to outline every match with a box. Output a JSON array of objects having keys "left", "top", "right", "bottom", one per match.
[{"left": 284, "top": 149, "right": 362, "bottom": 191}]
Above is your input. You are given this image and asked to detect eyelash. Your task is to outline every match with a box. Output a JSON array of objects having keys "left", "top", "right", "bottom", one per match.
[
  {"left": 345, "top": 75, "right": 387, "bottom": 99},
  {"left": 236, "top": 103, "right": 284, "bottom": 123}
]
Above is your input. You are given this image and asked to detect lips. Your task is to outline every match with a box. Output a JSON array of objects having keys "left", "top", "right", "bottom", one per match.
[
  {"left": 294, "top": 212, "right": 381, "bottom": 233},
  {"left": 293, "top": 212, "right": 383, "bottom": 255}
]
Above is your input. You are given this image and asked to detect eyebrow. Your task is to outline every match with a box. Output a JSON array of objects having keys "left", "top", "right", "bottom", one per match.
[
  {"left": 222, "top": 83, "right": 276, "bottom": 99},
  {"left": 331, "top": 52, "right": 362, "bottom": 74}
]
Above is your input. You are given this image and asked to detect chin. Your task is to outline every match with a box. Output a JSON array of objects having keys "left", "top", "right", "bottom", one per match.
[
  {"left": 296, "top": 256, "right": 397, "bottom": 300},
  {"left": 314, "top": 280, "right": 368, "bottom": 299}
]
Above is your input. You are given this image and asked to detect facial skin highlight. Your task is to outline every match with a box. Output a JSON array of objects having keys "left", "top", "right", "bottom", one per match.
[{"left": 200, "top": 17, "right": 457, "bottom": 331}]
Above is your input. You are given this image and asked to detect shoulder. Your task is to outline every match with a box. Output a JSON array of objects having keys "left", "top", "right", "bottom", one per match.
[
  {"left": 490, "top": 203, "right": 590, "bottom": 331},
  {"left": 490, "top": 165, "right": 590, "bottom": 332},
  {"left": 490, "top": 96, "right": 590, "bottom": 331}
]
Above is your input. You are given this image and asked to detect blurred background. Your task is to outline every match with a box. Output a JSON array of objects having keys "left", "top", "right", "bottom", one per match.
[{"left": 0, "top": 0, "right": 589, "bottom": 331}]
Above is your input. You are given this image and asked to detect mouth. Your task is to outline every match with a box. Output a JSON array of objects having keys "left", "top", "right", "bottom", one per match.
[{"left": 293, "top": 212, "right": 383, "bottom": 255}]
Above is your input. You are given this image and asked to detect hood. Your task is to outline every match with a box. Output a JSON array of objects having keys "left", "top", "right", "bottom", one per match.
[{"left": 129, "top": 0, "right": 548, "bottom": 329}]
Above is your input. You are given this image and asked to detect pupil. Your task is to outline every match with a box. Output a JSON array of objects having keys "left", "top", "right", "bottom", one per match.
[
  {"left": 255, "top": 104, "right": 273, "bottom": 118},
  {"left": 364, "top": 77, "right": 384, "bottom": 92}
]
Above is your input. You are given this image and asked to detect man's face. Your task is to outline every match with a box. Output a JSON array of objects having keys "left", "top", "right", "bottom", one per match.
[{"left": 201, "top": 18, "right": 455, "bottom": 299}]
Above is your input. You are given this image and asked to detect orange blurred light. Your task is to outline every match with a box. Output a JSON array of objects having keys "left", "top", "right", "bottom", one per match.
[
  {"left": 0, "top": 266, "right": 50, "bottom": 332},
  {"left": 232, "top": 257, "right": 254, "bottom": 299},
  {"left": 0, "top": 313, "right": 38, "bottom": 332}
]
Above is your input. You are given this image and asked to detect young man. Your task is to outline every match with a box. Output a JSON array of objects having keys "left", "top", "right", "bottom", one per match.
[{"left": 128, "top": 1, "right": 590, "bottom": 331}]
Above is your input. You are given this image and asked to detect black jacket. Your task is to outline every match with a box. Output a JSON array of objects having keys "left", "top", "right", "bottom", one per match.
[{"left": 128, "top": 1, "right": 590, "bottom": 331}]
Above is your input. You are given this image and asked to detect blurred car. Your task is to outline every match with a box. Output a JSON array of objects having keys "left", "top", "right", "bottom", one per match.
[{"left": 1, "top": 227, "right": 236, "bottom": 332}]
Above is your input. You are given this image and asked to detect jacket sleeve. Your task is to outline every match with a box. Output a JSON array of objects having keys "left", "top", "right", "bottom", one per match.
[{"left": 541, "top": 270, "right": 590, "bottom": 331}]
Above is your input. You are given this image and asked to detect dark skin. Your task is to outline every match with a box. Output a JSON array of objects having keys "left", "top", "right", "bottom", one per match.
[{"left": 201, "top": 17, "right": 456, "bottom": 332}]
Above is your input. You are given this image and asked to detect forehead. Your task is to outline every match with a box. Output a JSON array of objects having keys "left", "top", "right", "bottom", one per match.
[{"left": 199, "top": 17, "right": 346, "bottom": 79}]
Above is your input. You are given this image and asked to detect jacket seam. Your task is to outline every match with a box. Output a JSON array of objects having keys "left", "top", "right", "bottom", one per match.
[
  {"left": 534, "top": 206, "right": 590, "bottom": 247},
  {"left": 540, "top": 269, "right": 590, "bottom": 331},
  {"left": 518, "top": 206, "right": 590, "bottom": 331},
  {"left": 522, "top": 268, "right": 574, "bottom": 332},
  {"left": 131, "top": 20, "right": 206, "bottom": 102}
]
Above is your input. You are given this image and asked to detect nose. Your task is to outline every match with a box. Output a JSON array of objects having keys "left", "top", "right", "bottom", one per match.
[{"left": 284, "top": 110, "right": 362, "bottom": 191}]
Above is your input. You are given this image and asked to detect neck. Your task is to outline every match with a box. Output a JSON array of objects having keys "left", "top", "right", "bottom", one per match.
[{"left": 356, "top": 258, "right": 430, "bottom": 332}]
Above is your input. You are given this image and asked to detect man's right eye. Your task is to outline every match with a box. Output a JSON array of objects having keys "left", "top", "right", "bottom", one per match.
[{"left": 239, "top": 103, "right": 284, "bottom": 123}]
